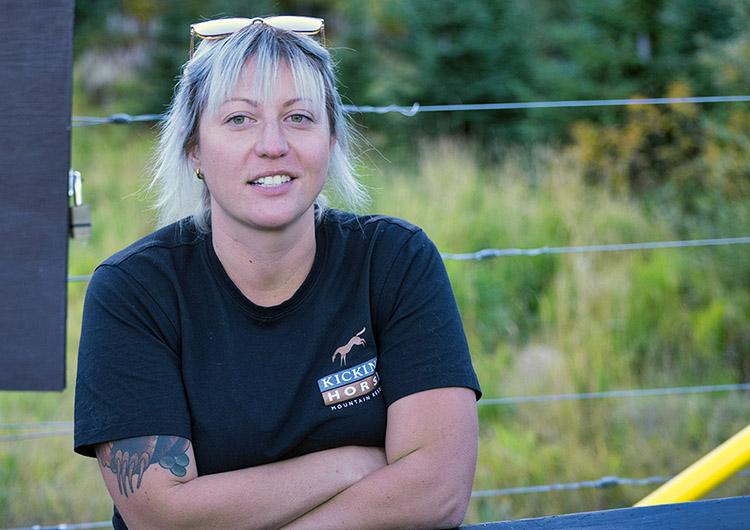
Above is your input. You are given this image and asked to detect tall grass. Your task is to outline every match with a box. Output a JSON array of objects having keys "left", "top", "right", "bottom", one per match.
[
  {"left": 367, "top": 139, "right": 750, "bottom": 521},
  {"left": 0, "top": 118, "right": 747, "bottom": 526}
]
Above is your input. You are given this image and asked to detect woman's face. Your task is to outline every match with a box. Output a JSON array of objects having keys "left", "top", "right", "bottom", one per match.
[{"left": 190, "top": 59, "right": 333, "bottom": 236}]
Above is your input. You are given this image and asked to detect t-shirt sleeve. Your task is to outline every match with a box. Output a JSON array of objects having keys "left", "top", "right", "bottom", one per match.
[
  {"left": 74, "top": 263, "right": 192, "bottom": 458},
  {"left": 373, "top": 228, "right": 481, "bottom": 406}
]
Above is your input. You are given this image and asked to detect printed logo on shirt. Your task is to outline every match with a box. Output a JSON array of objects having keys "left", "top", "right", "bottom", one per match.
[
  {"left": 331, "top": 327, "right": 367, "bottom": 366},
  {"left": 318, "top": 356, "right": 380, "bottom": 406}
]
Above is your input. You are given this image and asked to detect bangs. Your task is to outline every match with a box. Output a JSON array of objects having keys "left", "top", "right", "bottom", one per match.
[{"left": 200, "top": 26, "right": 327, "bottom": 122}]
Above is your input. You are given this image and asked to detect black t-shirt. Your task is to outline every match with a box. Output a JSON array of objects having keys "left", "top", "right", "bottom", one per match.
[{"left": 74, "top": 209, "right": 480, "bottom": 478}]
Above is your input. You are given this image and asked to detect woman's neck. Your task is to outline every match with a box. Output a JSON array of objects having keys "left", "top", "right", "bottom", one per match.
[{"left": 211, "top": 215, "right": 318, "bottom": 308}]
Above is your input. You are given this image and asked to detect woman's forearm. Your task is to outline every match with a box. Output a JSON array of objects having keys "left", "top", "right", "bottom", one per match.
[
  {"left": 104, "top": 442, "right": 387, "bottom": 530},
  {"left": 281, "top": 387, "right": 479, "bottom": 530},
  {"left": 281, "top": 442, "right": 474, "bottom": 530},
  {"left": 171, "top": 447, "right": 386, "bottom": 530}
]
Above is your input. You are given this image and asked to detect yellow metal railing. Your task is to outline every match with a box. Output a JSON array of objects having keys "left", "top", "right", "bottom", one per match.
[{"left": 635, "top": 424, "right": 750, "bottom": 506}]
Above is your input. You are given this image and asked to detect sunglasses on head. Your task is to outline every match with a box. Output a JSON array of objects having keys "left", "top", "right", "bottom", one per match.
[{"left": 189, "top": 15, "right": 325, "bottom": 58}]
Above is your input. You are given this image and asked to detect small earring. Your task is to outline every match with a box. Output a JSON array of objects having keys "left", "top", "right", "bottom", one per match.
[{"left": 195, "top": 168, "right": 204, "bottom": 180}]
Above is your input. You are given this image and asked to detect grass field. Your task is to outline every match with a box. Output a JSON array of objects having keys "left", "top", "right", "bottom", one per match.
[{"left": 1, "top": 102, "right": 748, "bottom": 527}]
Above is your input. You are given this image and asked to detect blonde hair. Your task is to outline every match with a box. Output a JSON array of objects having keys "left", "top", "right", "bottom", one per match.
[{"left": 149, "top": 22, "right": 366, "bottom": 232}]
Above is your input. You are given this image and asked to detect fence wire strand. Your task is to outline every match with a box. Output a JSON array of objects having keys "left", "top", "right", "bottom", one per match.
[
  {"left": 71, "top": 95, "right": 750, "bottom": 126},
  {"left": 471, "top": 474, "right": 671, "bottom": 497},
  {"left": 343, "top": 95, "right": 750, "bottom": 116},
  {"left": 67, "top": 237, "right": 750, "bottom": 283},
  {"left": 0, "top": 430, "right": 73, "bottom": 442},
  {"left": 479, "top": 383, "right": 750, "bottom": 406},
  {"left": 440, "top": 237, "right": 750, "bottom": 261},
  {"left": 4, "top": 382, "right": 749, "bottom": 441},
  {"left": 0, "top": 422, "right": 73, "bottom": 430},
  {"left": 2, "top": 523, "right": 112, "bottom": 530}
]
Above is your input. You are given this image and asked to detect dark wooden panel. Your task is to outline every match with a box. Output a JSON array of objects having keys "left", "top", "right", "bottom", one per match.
[
  {"left": 459, "top": 496, "right": 750, "bottom": 529},
  {"left": 0, "top": 0, "right": 74, "bottom": 391}
]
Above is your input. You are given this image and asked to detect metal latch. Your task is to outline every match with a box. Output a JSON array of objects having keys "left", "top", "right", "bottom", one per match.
[{"left": 68, "top": 168, "right": 92, "bottom": 239}]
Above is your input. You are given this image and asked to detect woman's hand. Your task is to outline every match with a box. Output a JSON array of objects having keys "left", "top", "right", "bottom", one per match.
[
  {"left": 341, "top": 445, "right": 388, "bottom": 483},
  {"left": 282, "top": 386, "right": 479, "bottom": 530}
]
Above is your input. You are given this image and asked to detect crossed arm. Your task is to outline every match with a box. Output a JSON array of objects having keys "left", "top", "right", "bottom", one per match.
[{"left": 96, "top": 387, "right": 478, "bottom": 530}]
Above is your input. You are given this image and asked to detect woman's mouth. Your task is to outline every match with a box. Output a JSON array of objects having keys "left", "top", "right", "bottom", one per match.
[{"left": 250, "top": 174, "right": 293, "bottom": 188}]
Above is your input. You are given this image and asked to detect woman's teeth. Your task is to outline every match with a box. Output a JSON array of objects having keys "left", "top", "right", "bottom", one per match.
[{"left": 252, "top": 175, "right": 292, "bottom": 187}]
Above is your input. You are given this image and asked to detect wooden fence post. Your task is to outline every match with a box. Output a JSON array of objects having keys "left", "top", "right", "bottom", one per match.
[{"left": 0, "top": 0, "right": 74, "bottom": 391}]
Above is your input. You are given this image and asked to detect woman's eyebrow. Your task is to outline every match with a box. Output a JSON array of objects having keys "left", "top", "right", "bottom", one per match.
[
  {"left": 223, "top": 97, "right": 259, "bottom": 106},
  {"left": 283, "top": 97, "right": 314, "bottom": 107}
]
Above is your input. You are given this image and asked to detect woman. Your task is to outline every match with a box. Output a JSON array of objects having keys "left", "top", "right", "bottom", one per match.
[{"left": 75, "top": 16, "right": 481, "bottom": 530}]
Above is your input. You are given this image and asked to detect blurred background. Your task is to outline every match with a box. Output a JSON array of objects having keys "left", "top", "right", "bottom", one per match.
[{"left": 1, "top": 0, "right": 749, "bottom": 527}]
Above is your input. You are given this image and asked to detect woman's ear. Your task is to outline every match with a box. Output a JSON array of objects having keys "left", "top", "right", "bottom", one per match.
[
  {"left": 181, "top": 125, "right": 201, "bottom": 171},
  {"left": 188, "top": 145, "right": 201, "bottom": 173}
]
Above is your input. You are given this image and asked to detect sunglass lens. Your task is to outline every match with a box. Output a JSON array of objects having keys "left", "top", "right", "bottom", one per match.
[
  {"left": 264, "top": 15, "right": 324, "bottom": 34},
  {"left": 191, "top": 17, "right": 254, "bottom": 38}
]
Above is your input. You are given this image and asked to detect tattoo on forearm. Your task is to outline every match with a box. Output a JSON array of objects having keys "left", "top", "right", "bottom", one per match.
[{"left": 96, "top": 436, "right": 191, "bottom": 497}]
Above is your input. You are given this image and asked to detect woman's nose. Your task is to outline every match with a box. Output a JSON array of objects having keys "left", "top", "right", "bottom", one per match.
[{"left": 254, "top": 122, "right": 289, "bottom": 159}]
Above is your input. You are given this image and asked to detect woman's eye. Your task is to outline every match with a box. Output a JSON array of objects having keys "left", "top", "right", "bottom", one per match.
[
  {"left": 289, "top": 114, "right": 310, "bottom": 124},
  {"left": 228, "top": 115, "right": 246, "bottom": 125}
]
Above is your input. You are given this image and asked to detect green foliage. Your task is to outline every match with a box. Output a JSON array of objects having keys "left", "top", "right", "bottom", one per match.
[
  {"left": 73, "top": 0, "right": 121, "bottom": 55},
  {"left": 367, "top": 139, "right": 750, "bottom": 522},
  {"left": 369, "top": 141, "right": 564, "bottom": 350},
  {"left": 399, "top": 1, "right": 542, "bottom": 135},
  {"left": 567, "top": 81, "right": 750, "bottom": 219},
  {"left": 72, "top": 0, "right": 749, "bottom": 146},
  {"left": 568, "top": 82, "right": 704, "bottom": 195},
  {"left": 368, "top": 136, "right": 748, "bottom": 393},
  {"left": 564, "top": 80, "right": 750, "bottom": 384}
]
